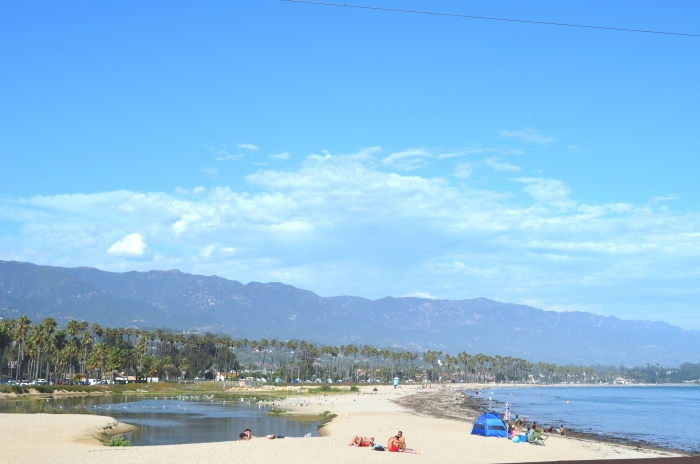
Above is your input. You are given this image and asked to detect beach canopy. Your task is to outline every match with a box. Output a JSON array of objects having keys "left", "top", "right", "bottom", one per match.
[{"left": 471, "top": 412, "right": 508, "bottom": 438}]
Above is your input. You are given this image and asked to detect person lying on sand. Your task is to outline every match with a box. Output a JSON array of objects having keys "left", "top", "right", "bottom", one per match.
[
  {"left": 238, "top": 433, "right": 252, "bottom": 441},
  {"left": 387, "top": 431, "right": 406, "bottom": 452},
  {"left": 348, "top": 435, "right": 374, "bottom": 447}
]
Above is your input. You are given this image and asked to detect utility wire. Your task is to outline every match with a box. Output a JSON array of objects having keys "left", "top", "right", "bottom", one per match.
[{"left": 281, "top": 0, "right": 700, "bottom": 38}]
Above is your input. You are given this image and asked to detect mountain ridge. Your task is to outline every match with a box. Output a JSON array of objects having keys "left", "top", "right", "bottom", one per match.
[{"left": 1, "top": 260, "right": 698, "bottom": 366}]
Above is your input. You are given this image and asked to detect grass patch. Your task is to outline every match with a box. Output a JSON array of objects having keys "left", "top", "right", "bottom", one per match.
[
  {"left": 318, "top": 410, "right": 337, "bottom": 429},
  {"left": 0, "top": 399, "right": 93, "bottom": 414},
  {"left": 349, "top": 386, "right": 359, "bottom": 392},
  {"left": 267, "top": 408, "right": 287, "bottom": 415}
]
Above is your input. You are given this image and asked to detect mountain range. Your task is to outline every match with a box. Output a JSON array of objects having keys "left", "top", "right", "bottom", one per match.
[{"left": 1, "top": 260, "right": 698, "bottom": 367}]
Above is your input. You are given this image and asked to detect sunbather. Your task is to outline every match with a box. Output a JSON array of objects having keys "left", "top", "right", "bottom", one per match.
[
  {"left": 387, "top": 431, "right": 406, "bottom": 452},
  {"left": 348, "top": 435, "right": 374, "bottom": 447}
]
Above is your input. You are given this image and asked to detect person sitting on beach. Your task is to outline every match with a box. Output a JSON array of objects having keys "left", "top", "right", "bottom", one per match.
[
  {"left": 387, "top": 431, "right": 406, "bottom": 452},
  {"left": 508, "top": 425, "right": 517, "bottom": 438},
  {"left": 348, "top": 435, "right": 374, "bottom": 447}
]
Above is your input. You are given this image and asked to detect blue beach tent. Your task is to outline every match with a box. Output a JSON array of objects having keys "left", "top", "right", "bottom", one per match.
[{"left": 471, "top": 412, "right": 508, "bottom": 438}]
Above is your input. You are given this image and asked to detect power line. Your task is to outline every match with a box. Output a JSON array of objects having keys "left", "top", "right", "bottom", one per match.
[{"left": 280, "top": 0, "right": 700, "bottom": 38}]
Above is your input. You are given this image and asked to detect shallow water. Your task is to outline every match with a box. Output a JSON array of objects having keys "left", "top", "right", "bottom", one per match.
[
  {"left": 51, "top": 395, "right": 320, "bottom": 446},
  {"left": 467, "top": 385, "right": 700, "bottom": 452}
]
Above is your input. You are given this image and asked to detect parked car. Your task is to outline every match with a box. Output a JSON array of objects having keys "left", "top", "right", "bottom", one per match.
[{"left": 36, "top": 379, "right": 47, "bottom": 385}]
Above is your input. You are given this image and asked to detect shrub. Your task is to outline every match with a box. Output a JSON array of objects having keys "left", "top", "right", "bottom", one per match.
[
  {"left": 107, "top": 436, "right": 131, "bottom": 447},
  {"left": 373, "top": 387, "right": 378, "bottom": 392},
  {"left": 349, "top": 386, "right": 359, "bottom": 392},
  {"left": 319, "top": 384, "right": 331, "bottom": 392}
]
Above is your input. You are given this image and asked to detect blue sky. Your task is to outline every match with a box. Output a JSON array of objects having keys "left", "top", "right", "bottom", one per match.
[{"left": 2, "top": 1, "right": 700, "bottom": 329}]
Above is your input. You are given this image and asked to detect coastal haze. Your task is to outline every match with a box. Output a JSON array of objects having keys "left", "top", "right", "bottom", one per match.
[{"left": 2, "top": 260, "right": 698, "bottom": 367}]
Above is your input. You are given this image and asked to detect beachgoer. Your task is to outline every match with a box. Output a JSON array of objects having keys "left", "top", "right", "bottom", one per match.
[
  {"left": 348, "top": 435, "right": 374, "bottom": 447},
  {"left": 560, "top": 425, "right": 567, "bottom": 437},
  {"left": 244, "top": 428, "right": 257, "bottom": 439},
  {"left": 508, "top": 424, "right": 517, "bottom": 438},
  {"left": 238, "top": 433, "right": 250, "bottom": 441},
  {"left": 265, "top": 434, "right": 276, "bottom": 439},
  {"left": 387, "top": 431, "right": 406, "bottom": 452}
]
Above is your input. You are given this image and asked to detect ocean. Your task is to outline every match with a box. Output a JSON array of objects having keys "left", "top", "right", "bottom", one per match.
[{"left": 467, "top": 385, "right": 700, "bottom": 453}]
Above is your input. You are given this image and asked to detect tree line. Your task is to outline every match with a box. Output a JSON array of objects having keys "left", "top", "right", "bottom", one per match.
[{"left": 0, "top": 316, "right": 697, "bottom": 384}]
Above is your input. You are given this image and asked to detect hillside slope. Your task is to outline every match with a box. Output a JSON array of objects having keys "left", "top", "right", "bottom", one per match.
[{"left": 1, "top": 260, "right": 698, "bottom": 366}]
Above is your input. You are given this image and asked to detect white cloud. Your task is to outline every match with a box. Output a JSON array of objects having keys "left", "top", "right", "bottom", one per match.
[
  {"left": 484, "top": 157, "right": 521, "bottom": 172},
  {"left": 201, "top": 167, "right": 219, "bottom": 179},
  {"left": 380, "top": 149, "right": 430, "bottom": 171},
  {"left": 269, "top": 151, "right": 290, "bottom": 160},
  {"left": 216, "top": 150, "right": 243, "bottom": 161},
  {"left": 514, "top": 177, "right": 574, "bottom": 208},
  {"left": 236, "top": 143, "right": 259, "bottom": 150},
  {"left": 175, "top": 186, "right": 206, "bottom": 195},
  {"left": 3, "top": 146, "right": 700, "bottom": 328},
  {"left": 403, "top": 291, "right": 436, "bottom": 299},
  {"left": 453, "top": 162, "right": 472, "bottom": 179},
  {"left": 107, "top": 233, "right": 150, "bottom": 258},
  {"left": 501, "top": 128, "right": 555, "bottom": 145}
]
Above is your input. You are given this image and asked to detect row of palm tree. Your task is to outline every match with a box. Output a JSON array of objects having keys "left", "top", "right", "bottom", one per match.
[{"left": 0, "top": 315, "right": 682, "bottom": 384}]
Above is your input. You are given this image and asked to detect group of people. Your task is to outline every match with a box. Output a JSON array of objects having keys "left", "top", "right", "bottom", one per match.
[
  {"left": 348, "top": 430, "right": 409, "bottom": 452},
  {"left": 238, "top": 429, "right": 279, "bottom": 440},
  {"left": 507, "top": 417, "right": 567, "bottom": 440}
]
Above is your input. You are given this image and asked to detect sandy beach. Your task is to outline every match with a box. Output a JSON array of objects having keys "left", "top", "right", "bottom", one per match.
[{"left": 0, "top": 385, "right": 686, "bottom": 463}]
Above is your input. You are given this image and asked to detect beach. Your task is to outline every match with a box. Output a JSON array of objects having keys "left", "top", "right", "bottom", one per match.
[{"left": 0, "top": 385, "right": 686, "bottom": 463}]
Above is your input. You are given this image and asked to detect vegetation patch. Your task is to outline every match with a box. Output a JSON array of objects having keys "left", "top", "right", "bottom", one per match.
[
  {"left": 106, "top": 436, "right": 131, "bottom": 447},
  {"left": 0, "top": 399, "right": 93, "bottom": 414},
  {"left": 318, "top": 410, "right": 337, "bottom": 429}
]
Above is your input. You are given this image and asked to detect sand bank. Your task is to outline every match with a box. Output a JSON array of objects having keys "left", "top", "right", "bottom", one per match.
[{"left": 0, "top": 385, "right": 684, "bottom": 463}]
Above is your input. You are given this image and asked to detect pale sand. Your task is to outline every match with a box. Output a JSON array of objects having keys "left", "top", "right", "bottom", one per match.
[{"left": 0, "top": 385, "right": 684, "bottom": 463}]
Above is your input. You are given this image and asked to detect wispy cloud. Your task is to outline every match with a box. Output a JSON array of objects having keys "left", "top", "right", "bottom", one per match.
[
  {"left": 453, "top": 162, "right": 472, "bottom": 179},
  {"left": 269, "top": 151, "right": 290, "bottom": 160},
  {"left": 501, "top": 128, "right": 555, "bottom": 145},
  {"left": 3, "top": 146, "right": 700, "bottom": 327},
  {"left": 201, "top": 167, "right": 219, "bottom": 180},
  {"left": 484, "top": 157, "right": 521, "bottom": 172},
  {"left": 216, "top": 152, "right": 243, "bottom": 161},
  {"left": 236, "top": 143, "right": 259, "bottom": 151},
  {"left": 514, "top": 177, "right": 574, "bottom": 208},
  {"left": 380, "top": 149, "right": 430, "bottom": 171}
]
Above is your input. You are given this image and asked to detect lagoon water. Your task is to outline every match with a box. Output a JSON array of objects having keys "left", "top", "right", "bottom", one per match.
[
  {"left": 473, "top": 386, "right": 699, "bottom": 452},
  {"left": 52, "top": 396, "right": 320, "bottom": 446}
]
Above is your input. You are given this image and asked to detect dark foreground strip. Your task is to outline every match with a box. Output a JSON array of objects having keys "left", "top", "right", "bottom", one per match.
[{"left": 514, "top": 457, "right": 700, "bottom": 464}]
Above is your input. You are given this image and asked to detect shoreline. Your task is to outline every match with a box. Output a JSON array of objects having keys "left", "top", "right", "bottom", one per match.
[
  {"left": 0, "top": 385, "right": 689, "bottom": 463},
  {"left": 453, "top": 385, "right": 697, "bottom": 456}
]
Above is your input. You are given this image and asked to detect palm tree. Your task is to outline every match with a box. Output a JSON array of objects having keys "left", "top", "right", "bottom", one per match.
[
  {"left": 14, "top": 315, "right": 31, "bottom": 380},
  {"left": 259, "top": 339, "right": 269, "bottom": 371},
  {"left": 0, "top": 321, "right": 13, "bottom": 379},
  {"left": 80, "top": 331, "right": 92, "bottom": 375}
]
